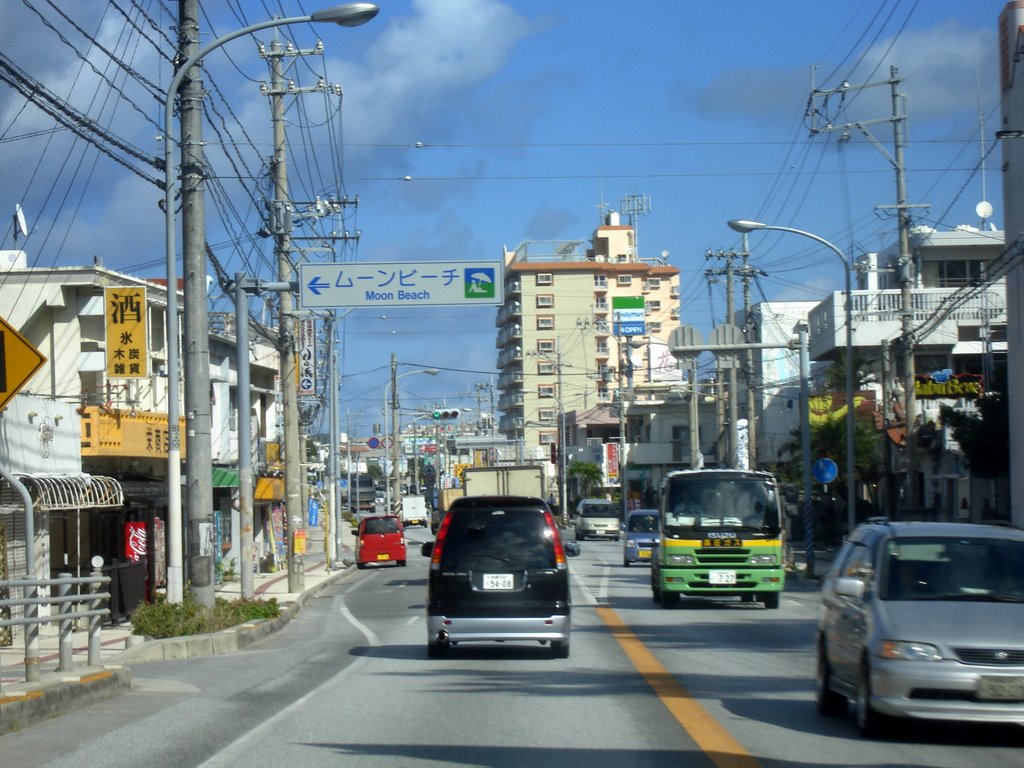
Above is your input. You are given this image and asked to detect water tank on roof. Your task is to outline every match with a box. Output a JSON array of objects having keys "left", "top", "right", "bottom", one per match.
[{"left": 607, "top": 211, "right": 620, "bottom": 226}]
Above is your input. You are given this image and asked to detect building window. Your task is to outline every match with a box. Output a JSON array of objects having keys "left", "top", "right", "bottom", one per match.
[
  {"left": 538, "top": 362, "right": 555, "bottom": 375},
  {"left": 538, "top": 385, "right": 555, "bottom": 398},
  {"left": 648, "top": 321, "right": 662, "bottom": 333},
  {"left": 597, "top": 388, "right": 610, "bottom": 402},
  {"left": 938, "top": 260, "right": 982, "bottom": 288},
  {"left": 536, "top": 294, "right": 554, "bottom": 308},
  {"left": 617, "top": 274, "right": 633, "bottom": 287},
  {"left": 538, "top": 408, "right": 557, "bottom": 422},
  {"left": 594, "top": 297, "right": 608, "bottom": 311},
  {"left": 595, "top": 342, "right": 610, "bottom": 355},
  {"left": 646, "top": 300, "right": 661, "bottom": 312},
  {"left": 537, "top": 339, "right": 555, "bottom": 354},
  {"left": 594, "top": 275, "right": 608, "bottom": 289},
  {"left": 537, "top": 315, "right": 555, "bottom": 330},
  {"left": 539, "top": 432, "right": 556, "bottom": 445},
  {"left": 645, "top": 278, "right": 661, "bottom": 291},
  {"left": 536, "top": 273, "right": 554, "bottom": 286}
]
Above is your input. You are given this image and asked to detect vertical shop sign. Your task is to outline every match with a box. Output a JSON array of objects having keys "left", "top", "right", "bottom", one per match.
[
  {"left": 297, "top": 318, "right": 316, "bottom": 396},
  {"left": 105, "top": 286, "right": 148, "bottom": 378}
]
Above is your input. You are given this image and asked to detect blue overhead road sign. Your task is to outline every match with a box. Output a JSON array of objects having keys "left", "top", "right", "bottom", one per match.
[{"left": 298, "top": 261, "right": 504, "bottom": 309}]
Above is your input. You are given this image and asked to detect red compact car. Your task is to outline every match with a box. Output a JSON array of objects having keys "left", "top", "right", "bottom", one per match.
[{"left": 353, "top": 515, "right": 407, "bottom": 568}]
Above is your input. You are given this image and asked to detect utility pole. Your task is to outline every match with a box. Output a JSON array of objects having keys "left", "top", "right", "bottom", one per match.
[
  {"left": 178, "top": 0, "right": 215, "bottom": 607},
  {"left": 737, "top": 234, "right": 767, "bottom": 468},
  {"left": 807, "top": 65, "right": 927, "bottom": 512},
  {"left": 706, "top": 249, "right": 739, "bottom": 467},
  {"left": 266, "top": 32, "right": 304, "bottom": 593}
]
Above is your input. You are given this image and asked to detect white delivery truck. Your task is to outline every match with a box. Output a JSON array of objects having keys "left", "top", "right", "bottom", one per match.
[
  {"left": 462, "top": 465, "right": 547, "bottom": 499},
  {"left": 401, "top": 495, "right": 430, "bottom": 527}
]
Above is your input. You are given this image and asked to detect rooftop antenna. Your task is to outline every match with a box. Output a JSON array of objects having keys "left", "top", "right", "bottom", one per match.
[
  {"left": 13, "top": 203, "right": 27, "bottom": 244},
  {"left": 976, "top": 55, "right": 994, "bottom": 229}
]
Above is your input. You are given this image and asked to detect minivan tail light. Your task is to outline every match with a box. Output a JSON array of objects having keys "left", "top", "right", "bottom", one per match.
[
  {"left": 543, "top": 508, "right": 567, "bottom": 569},
  {"left": 430, "top": 510, "right": 454, "bottom": 571}
]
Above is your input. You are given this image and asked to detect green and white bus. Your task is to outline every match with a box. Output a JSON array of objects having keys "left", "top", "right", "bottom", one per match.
[{"left": 651, "top": 468, "right": 786, "bottom": 609}]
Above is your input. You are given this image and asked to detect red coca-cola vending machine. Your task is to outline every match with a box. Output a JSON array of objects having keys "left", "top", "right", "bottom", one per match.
[{"left": 124, "top": 521, "right": 150, "bottom": 600}]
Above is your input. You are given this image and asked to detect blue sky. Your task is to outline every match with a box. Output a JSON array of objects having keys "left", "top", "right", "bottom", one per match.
[{"left": 0, "top": 0, "right": 1007, "bottom": 434}]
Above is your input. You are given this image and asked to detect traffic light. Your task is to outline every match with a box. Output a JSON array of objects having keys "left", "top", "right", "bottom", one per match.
[
  {"left": 550, "top": 443, "right": 559, "bottom": 465},
  {"left": 432, "top": 408, "right": 460, "bottom": 420}
]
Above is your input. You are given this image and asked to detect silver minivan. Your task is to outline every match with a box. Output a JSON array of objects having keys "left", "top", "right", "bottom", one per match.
[
  {"left": 816, "top": 519, "right": 1024, "bottom": 737},
  {"left": 574, "top": 498, "right": 620, "bottom": 541}
]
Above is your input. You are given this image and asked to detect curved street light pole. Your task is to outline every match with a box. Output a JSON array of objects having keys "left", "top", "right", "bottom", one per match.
[
  {"left": 727, "top": 220, "right": 856, "bottom": 537},
  {"left": 163, "top": 3, "right": 378, "bottom": 603}
]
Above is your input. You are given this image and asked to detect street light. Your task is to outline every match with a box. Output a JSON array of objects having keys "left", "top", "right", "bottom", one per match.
[
  {"left": 727, "top": 219, "right": 856, "bottom": 537},
  {"left": 162, "top": 3, "right": 379, "bottom": 603},
  {"left": 385, "top": 367, "right": 440, "bottom": 514}
]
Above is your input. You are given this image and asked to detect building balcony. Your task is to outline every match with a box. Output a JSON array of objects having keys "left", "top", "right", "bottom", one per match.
[{"left": 807, "top": 286, "right": 1006, "bottom": 360}]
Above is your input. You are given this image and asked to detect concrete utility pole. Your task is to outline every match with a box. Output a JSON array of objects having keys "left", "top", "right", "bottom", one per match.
[
  {"left": 705, "top": 249, "right": 739, "bottom": 466},
  {"left": 266, "top": 33, "right": 305, "bottom": 593},
  {"left": 738, "top": 235, "right": 767, "bottom": 468},
  {"left": 807, "top": 65, "right": 926, "bottom": 512},
  {"left": 179, "top": 0, "right": 215, "bottom": 607}
]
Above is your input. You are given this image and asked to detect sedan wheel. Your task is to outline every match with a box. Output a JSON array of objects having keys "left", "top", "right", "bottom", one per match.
[{"left": 815, "top": 643, "right": 847, "bottom": 717}]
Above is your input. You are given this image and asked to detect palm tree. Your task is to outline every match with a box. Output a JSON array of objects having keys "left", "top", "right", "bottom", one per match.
[{"left": 567, "top": 460, "right": 603, "bottom": 508}]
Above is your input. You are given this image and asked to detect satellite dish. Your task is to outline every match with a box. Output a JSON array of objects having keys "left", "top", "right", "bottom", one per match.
[
  {"left": 976, "top": 200, "right": 993, "bottom": 220},
  {"left": 13, "top": 204, "right": 28, "bottom": 241}
]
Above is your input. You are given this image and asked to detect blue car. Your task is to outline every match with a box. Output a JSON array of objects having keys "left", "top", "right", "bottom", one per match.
[{"left": 622, "top": 509, "right": 659, "bottom": 566}]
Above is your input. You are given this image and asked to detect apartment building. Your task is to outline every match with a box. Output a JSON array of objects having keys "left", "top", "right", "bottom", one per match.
[{"left": 495, "top": 212, "right": 680, "bottom": 473}]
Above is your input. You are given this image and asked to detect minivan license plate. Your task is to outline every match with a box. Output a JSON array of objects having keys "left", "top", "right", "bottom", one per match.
[
  {"left": 978, "top": 675, "right": 1024, "bottom": 700},
  {"left": 709, "top": 570, "right": 736, "bottom": 585},
  {"left": 483, "top": 573, "right": 514, "bottom": 590}
]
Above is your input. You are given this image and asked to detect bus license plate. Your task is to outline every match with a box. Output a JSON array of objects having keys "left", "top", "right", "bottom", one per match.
[
  {"left": 709, "top": 570, "right": 737, "bottom": 585},
  {"left": 978, "top": 675, "right": 1024, "bottom": 700},
  {"left": 483, "top": 573, "right": 514, "bottom": 590}
]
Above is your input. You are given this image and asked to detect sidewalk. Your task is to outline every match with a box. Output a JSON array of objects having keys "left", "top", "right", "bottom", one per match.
[{"left": 0, "top": 529, "right": 356, "bottom": 734}]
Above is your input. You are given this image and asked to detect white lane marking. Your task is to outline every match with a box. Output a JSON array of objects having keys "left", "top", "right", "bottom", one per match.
[{"left": 196, "top": 577, "right": 378, "bottom": 767}]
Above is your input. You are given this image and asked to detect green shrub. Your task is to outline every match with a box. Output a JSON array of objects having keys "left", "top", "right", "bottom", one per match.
[{"left": 130, "top": 594, "right": 280, "bottom": 639}]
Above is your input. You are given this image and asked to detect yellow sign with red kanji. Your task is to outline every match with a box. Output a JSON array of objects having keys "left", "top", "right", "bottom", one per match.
[
  {"left": 0, "top": 314, "right": 46, "bottom": 411},
  {"left": 105, "top": 286, "right": 148, "bottom": 378}
]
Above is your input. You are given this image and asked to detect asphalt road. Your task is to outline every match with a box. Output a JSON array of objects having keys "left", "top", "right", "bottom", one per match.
[{"left": 1, "top": 528, "right": 1020, "bottom": 767}]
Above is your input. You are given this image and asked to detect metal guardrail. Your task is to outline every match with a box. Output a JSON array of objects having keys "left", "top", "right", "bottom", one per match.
[{"left": 0, "top": 570, "right": 110, "bottom": 690}]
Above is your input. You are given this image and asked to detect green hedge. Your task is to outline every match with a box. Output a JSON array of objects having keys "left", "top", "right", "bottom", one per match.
[{"left": 130, "top": 595, "right": 280, "bottom": 639}]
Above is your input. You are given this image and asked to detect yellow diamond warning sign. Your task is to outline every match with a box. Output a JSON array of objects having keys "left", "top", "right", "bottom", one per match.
[{"left": 0, "top": 315, "right": 46, "bottom": 412}]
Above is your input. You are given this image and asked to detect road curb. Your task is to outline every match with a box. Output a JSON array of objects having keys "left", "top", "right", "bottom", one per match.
[{"left": 0, "top": 667, "right": 132, "bottom": 736}]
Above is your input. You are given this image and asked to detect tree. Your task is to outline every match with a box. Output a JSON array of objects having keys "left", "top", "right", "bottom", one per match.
[
  {"left": 566, "top": 460, "right": 603, "bottom": 505},
  {"left": 939, "top": 392, "right": 1009, "bottom": 479}
]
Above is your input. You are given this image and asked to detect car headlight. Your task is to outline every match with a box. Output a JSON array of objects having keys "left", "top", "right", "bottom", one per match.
[
  {"left": 879, "top": 640, "right": 942, "bottom": 661},
  {"left": 749, "top": 554, "right": 777, "bottom": 565},
  {"left": 668, "top": 554, "right": 696, "bottom": 565},
  {"left": 626, "top": 538, "right": 637, "bottom": 548}
]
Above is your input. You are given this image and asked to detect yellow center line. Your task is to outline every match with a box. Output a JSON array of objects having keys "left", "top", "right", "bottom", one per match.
[{"left": 595, "top": 605, "right": 763, "bottom": 768}]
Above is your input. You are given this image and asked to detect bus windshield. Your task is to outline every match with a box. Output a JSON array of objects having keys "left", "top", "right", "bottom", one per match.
[{"left": 663, "top": 474, "right": 780, "bottom": 534}]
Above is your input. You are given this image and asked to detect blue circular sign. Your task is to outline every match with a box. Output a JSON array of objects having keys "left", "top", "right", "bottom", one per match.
[{"left": 812, "top": 458, "right": 838, "bottom": 484}]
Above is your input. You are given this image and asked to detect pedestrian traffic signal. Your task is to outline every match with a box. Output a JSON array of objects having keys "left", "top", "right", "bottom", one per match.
[
  {"left": 432, "top": 408, "right": 460, "bottom": 420},
  {"left": 550, "top": 443, "right": 559, "bottom": 464}
]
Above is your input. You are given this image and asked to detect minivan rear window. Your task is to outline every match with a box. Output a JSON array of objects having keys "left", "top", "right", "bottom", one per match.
[
  {"left": 441, "top": 507, "right": 555, "bottom": 570},
  {"left": 364, "top": 517, "right": 399, "bottom": 534},
  {"left": 581, "top": 504, "right": 617, "bottom": 518}
]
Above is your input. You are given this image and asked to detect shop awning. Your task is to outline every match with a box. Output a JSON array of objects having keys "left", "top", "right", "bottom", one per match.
[
  {"left": 255, "top": 476, "right": 284, "bottom": 502},
  {"left": 211, "top": 467, "right": 240, "bottom": 488},
  {"left": 1, "top": 473, "right": 124, "bottom": 512}
]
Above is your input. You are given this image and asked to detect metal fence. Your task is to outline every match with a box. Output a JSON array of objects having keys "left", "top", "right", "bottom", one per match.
[{"left": 0, "top": 570, "right": 110, "bottom": 689}]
